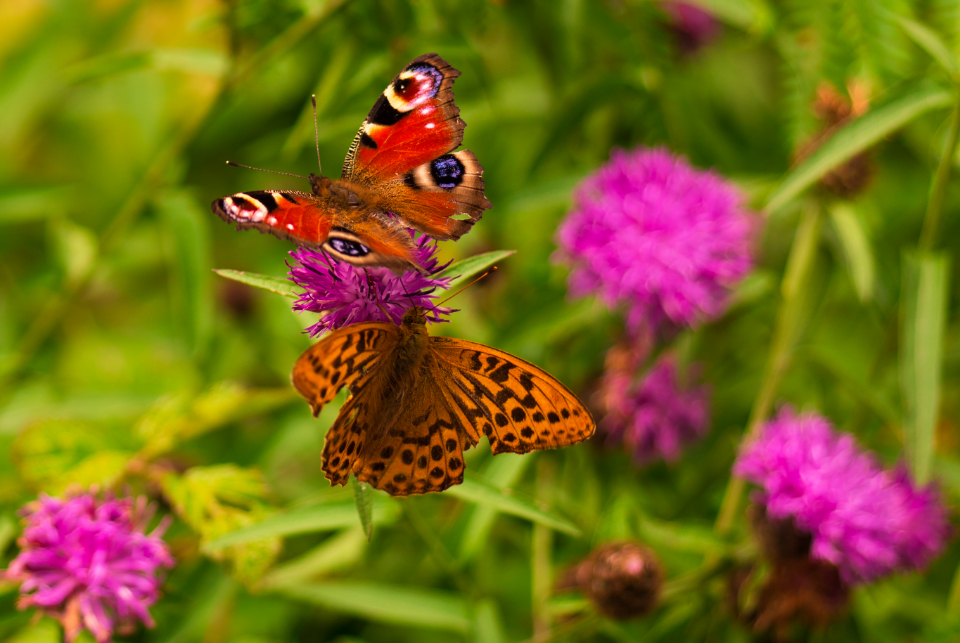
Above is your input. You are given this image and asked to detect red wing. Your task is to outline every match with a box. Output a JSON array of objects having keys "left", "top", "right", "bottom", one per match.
[
  {"left": 211, "top": 190, "right": 423, "bottom": 273},
  {"left": 340, "top": 54, "right": 492, "bottom": 241}
]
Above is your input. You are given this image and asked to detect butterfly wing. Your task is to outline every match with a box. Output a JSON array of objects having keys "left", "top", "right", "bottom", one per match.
[
  {"left": 291, "top": 322, "right": 400, "bottom": 415},
  {"left": 212, "top": 190, "right": 422, "bottom": 273},
  {"left": 351, "top": 360, "right": 472, "bottom": 496},
  {"left": 428, "top": 337, "right": 596, "bottom": 454},
  {"left": 341, "top": 53, "right": 491, "bottom": 241}
]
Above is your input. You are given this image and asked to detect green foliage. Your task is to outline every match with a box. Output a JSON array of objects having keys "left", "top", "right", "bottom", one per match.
[{"left": 2, "top": 0, "right": 960, "bottom": 641}]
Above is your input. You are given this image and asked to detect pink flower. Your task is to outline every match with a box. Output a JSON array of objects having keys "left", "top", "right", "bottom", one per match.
[
  {"left": 555, "top": 148, "right": 754, "bottom": 333},
  {"left": 735, "top": 408, "right": 952, "bottom": 584},
  {"left": 605, "top": 357, "right": 711, "bottom": 463},
  {"left": 289, "top": 233, "right": 453, "bottom": 336},
  {"left": 4, "top": 492, "right": 174, "bottom": 643}
]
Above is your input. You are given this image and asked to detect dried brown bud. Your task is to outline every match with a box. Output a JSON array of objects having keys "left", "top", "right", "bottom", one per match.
[{"left": 564, "top": 541, "right": 664, "bottom": 620}]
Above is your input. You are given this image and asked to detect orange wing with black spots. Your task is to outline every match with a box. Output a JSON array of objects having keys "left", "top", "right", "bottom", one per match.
[
  {"left": 291, "top": 323, "right": 399, "bottom": 415},
  {"left": 292, "top": 309, "right": 595, "bottom": 497},
  {"left": 428, "top": 338, "right": 596, "bottom": 454}
]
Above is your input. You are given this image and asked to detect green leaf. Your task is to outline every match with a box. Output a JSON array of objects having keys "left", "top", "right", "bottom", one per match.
[
  {"left": 896, "top": 16, "right": 959, "bottom": 78},
  {"left": 637, "top": 516, "right": 731, "bottom": 556},
  {"left": 829, "top": 203, "right": 876, "bottom": 302},
  {"left": 214, "top": 269, "right": 299, "bottom": 299},
  {"left": 6, "top": 620, "right": 60, "bottom": 643},
  {"left": 157, "top": 191, "right": 213, "bottom": 357},
  {"left": 351, "top": 477, "right": 374, "bottom": 540},
  {"left": 262, "top": 527, "right": 367, "bottom": 589},
  {"left": 50, "top": 218, "right": 97, "bottom": 287},
  {"left": 900, "top": 251, "right": 949, "bottom": 485},
  {"left": 278, "top": 581, "right": 470, "bottom": 632},
  {"left": 13, "top": 419, "right": 139, "bottom": 494},
  {"left": 137, "top": 382, "right": 295, "bottom": 458},
  {"left": 439, "top": 250, "right": 516, "bottom": 291},
  {"left": 162, "top": 465, "right": 281, "bottom": 585},
  {"left": 473, "top": 599, "right": 507, "bottom": 643},
  {"left": 458, "top": 454, "right": 533, "bottom": 561},
  {"left": 206, "top": 498, "right": 401, "bottom": 549},
  {"left": 446, "top": 474, "right": 580, "bottom": 536},
  {"left": 0, "top": 186, "right": 72, "bottom": 223},
  {"left": 693, "top": 0, "right": 773, "bottom": 35},
  {"left": 765, "top": 84, "right": 954, "bottom": 213}
]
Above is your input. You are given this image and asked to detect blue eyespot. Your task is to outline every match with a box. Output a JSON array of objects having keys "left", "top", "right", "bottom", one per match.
[
  {"left": 328, "top": 237, "right": 370, "bottom": 257},
  {"left": 430, "top": 155, "right": 464, "bottom": 189}
]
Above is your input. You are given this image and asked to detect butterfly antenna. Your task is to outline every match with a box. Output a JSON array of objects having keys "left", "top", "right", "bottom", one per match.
[
  {"left": 225, "top": 161, "right": 309, "bottom": 180},
  {"left": 436, "top": 267, "right": 498, "bottom": 306},
  {"left": 312, "top": 95, "right": 322, "bottom": 176}
]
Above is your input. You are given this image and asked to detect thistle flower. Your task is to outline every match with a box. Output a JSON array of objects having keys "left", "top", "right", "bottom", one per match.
[
  {"left": 560, "top": 542, "right": 664, "bottom": 620},
  {"left": 3, "top": 492, "right": 174, "bottom": 643},
  {"left": 555, "top": 148, "right": 754, "bottom": 333},
  {"left": 604, "top": 357, "right": 711, "bottom": 464},
  {"left": 734, "top": 408, "right": 951, "bottom": 584},
  {"left": 289, "top": 234, "right": 453, "bottom": 336}
]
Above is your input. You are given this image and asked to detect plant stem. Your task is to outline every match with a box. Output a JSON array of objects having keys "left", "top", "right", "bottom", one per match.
[
  {"left": 714, "top": 203, "right": 823, "bottom": 534},
  {"left": 919, "top": 87, "right": 960, "bottom": 251}
]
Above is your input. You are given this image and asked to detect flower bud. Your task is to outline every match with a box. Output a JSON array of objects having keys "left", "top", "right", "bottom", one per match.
[{"left": 565, "top": 541, "right": 664, "bottom": 620}]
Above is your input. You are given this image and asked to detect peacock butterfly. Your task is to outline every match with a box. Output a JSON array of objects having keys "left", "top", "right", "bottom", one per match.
[{"left": 212, "top": 53, "right": 491, "bottom": 273}]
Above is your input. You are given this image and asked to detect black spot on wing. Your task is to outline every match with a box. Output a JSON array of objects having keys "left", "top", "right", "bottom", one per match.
[
  {"left": 246, "top": 191, "right": 278, "bottom": 212},
  {"left": 368, "top": 95, "right": 407, "bottom": 126},
  {"left": 360, "top": 131, "right": 378, "bottom": 149}
]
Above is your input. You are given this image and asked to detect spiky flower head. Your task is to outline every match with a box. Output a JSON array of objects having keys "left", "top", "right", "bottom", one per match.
[
  {"left": 289, "top": 234, "right": 453, "bottom": 336},
  {"left": 604, "top": 357, "right": 711, "bottom": 464},
  {"left": 3, "top": 492, "right": 174, "bottom": 643},
  {"left": 734, "top": 408, "right": 951, "bottom": 584},
  {"left": 555, "top": 147, "right": 754, "bottom": 333}
]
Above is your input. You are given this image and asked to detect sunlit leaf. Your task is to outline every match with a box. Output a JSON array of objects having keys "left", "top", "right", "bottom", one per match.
[
  {"left": 50, "top": 218, "right": 97, "bottom": 287},
  {"left": 278, "top": 581, "right": 470, "bottom": 632},
  {"left": 262, "top": 527, "right": 367, "bottom": 589},
  {"left": 162, "top": 465, "right": 281, "bottom": 585},
  {"left": 900, "top": 252, "right": 948, "bottom": 485},
  {"left": 458, "top": 454, "right": 532, "bottom": 561}
]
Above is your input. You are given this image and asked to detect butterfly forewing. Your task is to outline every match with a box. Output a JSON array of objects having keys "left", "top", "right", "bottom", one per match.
[
  {"left": 291, "top": 323, "right": 399, "bottom": 414},
  {"left": 429, "top": 338, "right": 596, "bottom": 454}
]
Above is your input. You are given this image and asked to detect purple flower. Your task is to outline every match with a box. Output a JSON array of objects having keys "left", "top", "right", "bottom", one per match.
[
  {"left": 605, "top": 357, "right": 711, "bottom": 463},
  {"left": 289, "top": 234, "right": 453, "bottom": 336},
  {"left": 555, "top": 148, "right": 754, "bottom": 333},
  {"left": 3, "top": 492, "right": 174, "bottom": 643},
  {"left": 662, "top": 1, "right": 720, "bottom": 53},
  {"left": 735, "top": 408, "right": 952, "bottom": 584}
]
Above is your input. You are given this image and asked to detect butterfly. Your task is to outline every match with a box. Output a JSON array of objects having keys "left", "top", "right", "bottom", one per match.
[
  {"left": 291, "top": 307, "right": 596, "bottom": 496},
  {"left": 211, "top": 53, "right": 491, "bottom": 273}
]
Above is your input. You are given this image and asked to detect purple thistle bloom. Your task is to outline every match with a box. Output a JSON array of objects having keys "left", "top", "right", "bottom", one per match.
[
  {"left": 3, "top": 492, "right": 174, "bottom": 643},
  {"left": 605, "top": 357, "right": 711, "bottom": 463},
  {"left": 662, "top": 1, "right": 720, "bottom": 53},
  {"left": 735, "top": 408, "right": 952, "bottom": 584},
  {"left": 555, "top": 148, "right": 754, "bottom": 333},
  {"left": 289, "top": 234, "right": 454, "bottom": 336}
]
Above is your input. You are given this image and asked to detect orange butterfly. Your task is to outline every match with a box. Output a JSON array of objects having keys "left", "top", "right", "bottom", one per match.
[
  {"left": 292, "top": 308, "right": 596, "bottom": 496},
  {"left": 212, "top": 53, "right": 491, "bottom": 273}
]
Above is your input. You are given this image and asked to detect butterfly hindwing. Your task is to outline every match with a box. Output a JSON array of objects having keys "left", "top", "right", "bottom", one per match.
[
  {"left": 429, "top": 337, "right": 596, "bottom": 454},
  {"left": 353, "top": 364, "right": 469, "bottom": 496}
]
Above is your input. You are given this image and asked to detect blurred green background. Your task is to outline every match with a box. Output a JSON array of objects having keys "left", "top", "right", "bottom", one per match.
[{"left": 2, "top": 0, "right": 960, "bottom": 641}]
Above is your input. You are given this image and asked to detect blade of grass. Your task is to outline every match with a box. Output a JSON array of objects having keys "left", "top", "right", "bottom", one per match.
[
  {"left": 278, "top": 581, "right": 470, "bottom": 632},
  {"left": 440, "top": 250, "right": 516, "bottom": 291},
  {"left": 765, "top": 83, "right": 953, "bottom": 213},
  {"left": 446, "top": 474, "right": 580, "bottom": 537},
  {"left": 900, "top": 252, "right": 948, "bottom": 485},
  {"left": 351, "top": 477, "right": 374, "bottom": 540}
]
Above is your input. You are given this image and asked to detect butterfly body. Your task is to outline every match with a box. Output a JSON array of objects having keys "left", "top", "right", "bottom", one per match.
[
  {"left": 213, "top": 53, "right": 491, "bottom": 273},
  {"left": 292, "top": 308, "right": 596, "bottom": 496}
]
